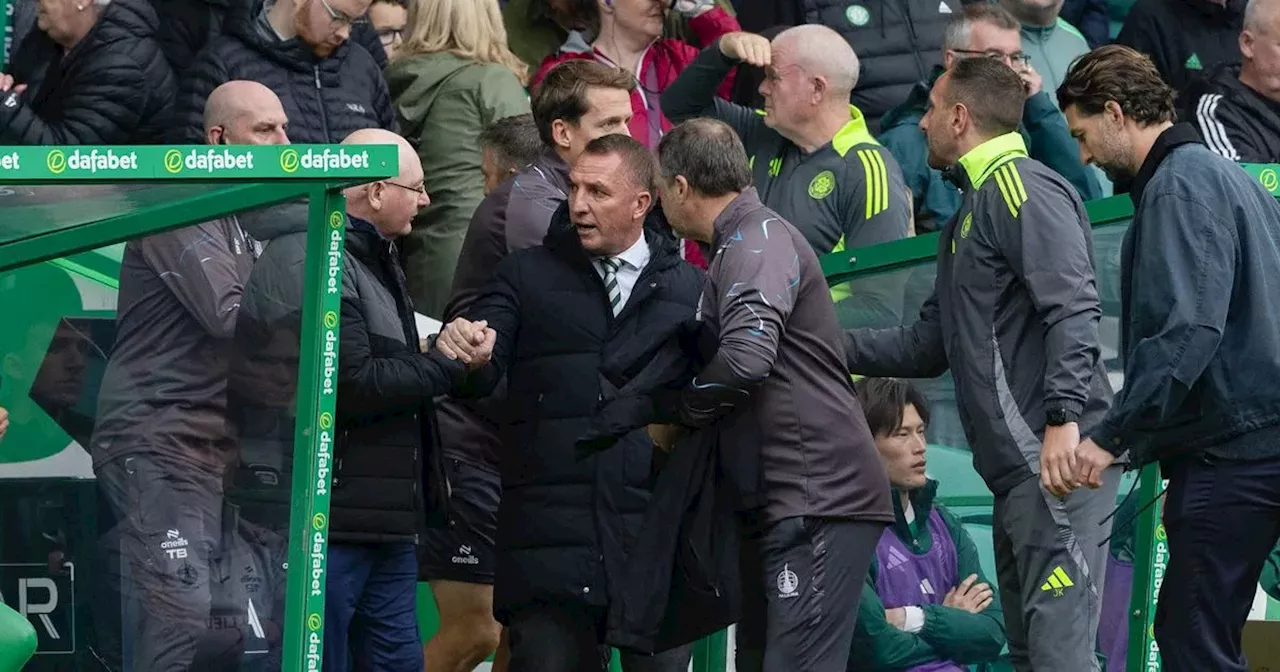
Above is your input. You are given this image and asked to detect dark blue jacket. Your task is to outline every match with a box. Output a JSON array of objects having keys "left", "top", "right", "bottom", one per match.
[{"left": 1091, "top": 124, "right": 1280, "bottom": 465}]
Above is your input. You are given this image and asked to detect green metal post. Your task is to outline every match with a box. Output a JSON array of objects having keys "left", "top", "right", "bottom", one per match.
[
  {"left": 281, "top": 187, "right": 348, "bottom": 670},
  {"left": 693, "top": 629, "right": 730, "bottom": 672},
  {"left": 1125, "top": 464, "right": 1168, "bottom": 672},
  {"left": 0, "top": 0, "right": 11, "bottom": 70}
]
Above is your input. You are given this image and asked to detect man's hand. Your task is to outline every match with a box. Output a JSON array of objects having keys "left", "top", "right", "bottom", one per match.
[
  {"left": 647, "top": 423, "right": 683, "bottom": 452},
  {"left": 1019, "top": 64, "right": 1042, "bottom": 98},
  {"left": 1041, "top": 422, "right": 1080, "bottom": 498},
  {"left": 1074, "top": 438, "right": 1116, "bottom": 489},
  {"left": 435, "top": 318, "right": 491, "bottom": 367},
  {"left": 719, "top": 32, "right": 771, "bottom": 67},
  {"left": 0, "top": 74, "right": 27, "bottom": 96},
  {"left": 942, "top": 574, "right": 994, "bottom": 614},
  {"left": 885, "top": 607, "right": 907, "bottom": 630},
  {"left": 0, "top": 406, "right": 8, "bottom": 444}
]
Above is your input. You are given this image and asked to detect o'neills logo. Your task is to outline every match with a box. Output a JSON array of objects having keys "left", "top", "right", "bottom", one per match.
[
  {"left": 165, "top": 147, "right": 256, "bottom": 174},
  {"left": 47, "top": 148, "right": 138, "bottom": 174},
  {"left": 281, "top": 147, "right": 371, "bottom": 173}
]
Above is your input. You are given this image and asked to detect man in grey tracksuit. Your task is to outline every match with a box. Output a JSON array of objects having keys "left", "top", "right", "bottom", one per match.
[
  {"left": 659, "top": 118, "right": 893, "bottom": 671},
  {"left": 843, "top": 57, "right": 1117, "bottom": 672}
]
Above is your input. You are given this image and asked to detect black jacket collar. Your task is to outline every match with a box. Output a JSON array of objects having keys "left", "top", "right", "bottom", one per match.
[
  {"left": 710, "top": 187, "right": 765, "bottom": 249},
  {"left": 1131, "top": 123, "right": 1203, "bottom": 204}
]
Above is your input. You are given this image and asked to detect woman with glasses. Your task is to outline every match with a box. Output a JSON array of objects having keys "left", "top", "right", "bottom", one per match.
[
  {"left": 385, "top": 0, "right": 530, "bottom": 320},
  {"left": 169, "top": 0, "right": 397, "bottom": 143}
]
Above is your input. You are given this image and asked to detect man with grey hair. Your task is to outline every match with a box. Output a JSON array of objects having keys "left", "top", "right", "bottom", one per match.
[
  {"left": 657, "top": 117, "right": 893, "bottom": 672},
  {"left": 880, "top": 2, "right": 1100, "bottom": 231},
  {"left": 1183, "top": 0, "right": 1280, "bottom": 161},
  {"left": 662, "top": 26, "right": 912, "bottom": 261}
]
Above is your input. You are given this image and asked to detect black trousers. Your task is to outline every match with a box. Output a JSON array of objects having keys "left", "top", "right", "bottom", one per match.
[
  {"left": 736, "top": 516, "right": 885, "bottom": 672},
  {"left": 1155, "top": 452, "right": 1280, "bottom": 671},
  {"left": 506, "top": 603, "right": 693, "bottom": 672}
]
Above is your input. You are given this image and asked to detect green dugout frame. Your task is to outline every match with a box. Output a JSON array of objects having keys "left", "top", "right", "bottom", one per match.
[{"left": 0, "top": 143, "right": 397, "bottom": 671}]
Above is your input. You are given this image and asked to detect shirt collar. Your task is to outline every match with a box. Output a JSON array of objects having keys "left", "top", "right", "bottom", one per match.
[
  {"left": 956, "top": 132, "right": 1029, "bottom": 189},
  {"left": 1130, "top": 123, "right": 1202, "bottom": 204},
  {"left": 830, "top": 105, "right": 880, "bottom": 155},
  {"left": 602, "top": 231, "right": 649, "bottom": 270}
]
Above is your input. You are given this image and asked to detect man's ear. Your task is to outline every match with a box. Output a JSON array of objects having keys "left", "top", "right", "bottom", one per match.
[
  {"left": 674, "top": 174, "right": 691, "bottom": 202},
  {"left": 205, "top": 126, "right": 224, "bottom": 145},
  {"left": 811, "top": 75, "right": 828, "bottom": 105},
  {"left": 1103, "top": 100, "right": 1125, "bottom": 126},
  {"left": 634, "top": 190, "right": 653, "bottom": 220},
  {"left": 550, "top": 119, "right": 574, "bottom": 151},
  {"left": 367, "top": 182, "right": 386, "bottom": 211}
]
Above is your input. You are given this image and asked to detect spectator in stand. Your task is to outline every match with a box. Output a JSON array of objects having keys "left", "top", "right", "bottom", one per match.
[
  {"left": 533, "top": 0, "right": 738, "bottom": 151},
  {"left": 421, "top": 61, "right": 633, "bottom": 672},
  {"left": 154, "top": 0, "right": 392, "bottom": 77},
  {"left": 847, "top": 57, "right": 1117, "bottom": 672},
  {"left": 1185, "top": 0, "right": 1280, "bottom": 162},
  {"left": 436, "top": 134, "right": 700, "bottom": 671},
  {"left": 663, "top": 27, "right": 911, "bottom": 257},
  {"left": 368, "top": 0, "right": 406, "bottom": 59},
  {"left": 848, "top": 378, "right": 1006, "bottom": 672},
  {"left": 89, "top": 81, "right": 287, "bottom": 672},
  {"left": 1000, "top": 0, "right": 1090, "bottom": 105},
  {"left": 387, "top": 0, "right": 530, "bottom": 319},
  {"left": 480, "top": 114, "right": 544, "bottom": 194},
  {"left": 503, "top": 0, "right": 590, "bottom": 73},
  {"left": 0, "top": 0, "right": 174, "bottom": 144},
  {"left": 1062, "top": 45, "right": 1280, "bottom": 672},
  {"left": 170, "top": 0, "right": 394, "bottom": 143},
  {"left": 729, "top": 0, "right": 960, "bottom": 133},
  {"left": 880, "top": 3, "right": 1100, "bottom": 232},
  {"left": 1060, "top": 0, "right": 1111, "bottom": 47},
  {"left": 532, "top": 0, "right": 741, "bottom": 270},
  {"left": 1117, "top": 0, "right": 1244, "bottom": 99}
]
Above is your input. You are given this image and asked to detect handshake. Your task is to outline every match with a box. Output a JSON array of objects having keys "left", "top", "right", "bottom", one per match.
[{"left": 435, "top": 318, "right": 497, "bottom": 371}]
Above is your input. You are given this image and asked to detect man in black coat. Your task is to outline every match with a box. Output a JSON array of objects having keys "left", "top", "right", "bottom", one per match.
[
  {"left": 169, "top": 0, "right": 395, "bottom": 144},
  {"left": 435, "top": 134, "right": 702, "bottom": 671}
]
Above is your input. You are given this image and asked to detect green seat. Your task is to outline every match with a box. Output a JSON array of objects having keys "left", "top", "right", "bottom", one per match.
[
  {"left": 928, "top": 444, "right": 990, "bottom": 504},
  {"left": 0, "top": 603, "right": 36, "bottom": 672}
]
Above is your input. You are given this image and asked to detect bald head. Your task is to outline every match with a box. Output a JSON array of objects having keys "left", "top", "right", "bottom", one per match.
[
  {"left": 773, "top": 25, "right": 860, "bottom": 96},
  {"left": 203, "top": 81, "right": 289, "bottom": 145},
  {"left": 342, "top": 128, "right": 428, "bottom": 238}
]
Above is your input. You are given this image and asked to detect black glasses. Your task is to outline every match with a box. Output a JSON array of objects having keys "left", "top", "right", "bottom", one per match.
[
  {"left": 318, "top": 0, "right": 369, "bottom": 27},
  {"left": 378, "top": 28, "right": 403, "bottom": 46},
  {"left": 384, "top": 180, "right": 426, "bottom": 195},
  {"left": 950, "top": 48, "right": 1031, "bottom": 68}
]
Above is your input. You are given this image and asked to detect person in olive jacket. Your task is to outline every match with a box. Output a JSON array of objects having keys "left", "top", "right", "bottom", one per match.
[
  {"left": 0, "top": 0, "right": 175, "bottom": 144},
  {"left": 849, "top": 378, "right": 1006, "bottom": 672},
  {"left": 386, "top": 0, "right": 531, "bottom": 319}
]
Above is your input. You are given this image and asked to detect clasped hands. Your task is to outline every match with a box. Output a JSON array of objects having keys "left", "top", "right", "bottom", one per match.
[
  {"left": 1039, "top": 423, "right": 1118, "bottom": 498},
  {"left": 434, "top": 318, "right": 496, "bottom": 370}
]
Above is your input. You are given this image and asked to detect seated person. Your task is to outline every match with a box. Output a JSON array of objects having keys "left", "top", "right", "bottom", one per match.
[{"left": 849, "top": 378, "right": 1007, "bottom": 671}]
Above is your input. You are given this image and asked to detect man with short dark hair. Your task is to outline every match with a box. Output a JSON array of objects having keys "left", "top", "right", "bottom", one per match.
[
  {"left": 436, "top": 133, "right": 701, "bottom": 671},
  {"left": 480, "top": 114, "right": 543, "bottom": 195},
  {"left": 1060, "top": 44, "right": 1280, "bottom": 672},
  {"left": 656, "top": 117, "right": 893, "bottom": 671},
  {"left": 848, "top": 378, "right": 1006, "bottom": 672},
  {"left": 422, "top": 60, "right": 636, "bottom": 672},
  {"left": 844, "top": 57, "right": 1117, "bottom": 672},
  {"left": 879, "top": 3, "right": 1100, "bottom": 231}
]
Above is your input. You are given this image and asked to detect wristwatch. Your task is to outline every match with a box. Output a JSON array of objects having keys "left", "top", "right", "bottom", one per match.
[{"left": 1045, "top": 407, "right": 1080, "bottom": 426}]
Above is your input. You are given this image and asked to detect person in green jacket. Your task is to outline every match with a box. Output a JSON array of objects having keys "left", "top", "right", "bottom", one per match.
[
  {"left": 387, "top": 0, "right": 532, "bottom": 319},
  {"left": 850, "top": 378, "right": 1007, "bottom": 671},
  {"left": 878, "top": 3, "right": 1101, "bottom": 232}
]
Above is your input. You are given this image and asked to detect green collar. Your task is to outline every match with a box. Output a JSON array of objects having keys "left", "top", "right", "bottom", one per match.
[
  {"left": 957, "top": 132, "right": 1028, "bottom": 188},
  {"left": 832, "top": 105, "right": 880, "bottom": 157}
]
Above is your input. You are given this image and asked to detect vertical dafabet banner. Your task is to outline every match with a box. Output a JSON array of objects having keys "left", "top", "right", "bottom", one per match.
[{"left": 281, "top": 191, "right": 348, "bottom": 671}]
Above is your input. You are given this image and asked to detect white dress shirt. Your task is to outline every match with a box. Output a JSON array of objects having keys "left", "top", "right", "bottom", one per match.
[{"left": 594, "top": 232, "right": 650, "bottom": 310}]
